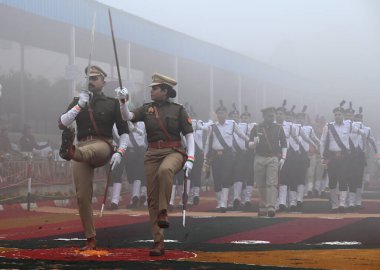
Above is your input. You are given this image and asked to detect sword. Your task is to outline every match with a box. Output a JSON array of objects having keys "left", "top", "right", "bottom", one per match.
[
  {"left": 182, "top": 176, "right": 189, "bottom": 227},
  {"left": 100, "top": 165, "right": 112, "bottom": 217},
  {"left": 108, "top": 9, "right": 129, "bottom": 98},
  {"left": 182, "top": 174, "right": 190, "bottom": 241},
  {"left": 85, "top": 12, "right": 97, "bottom": 93}
]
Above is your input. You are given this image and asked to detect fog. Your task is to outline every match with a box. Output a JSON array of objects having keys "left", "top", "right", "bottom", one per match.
[
  {"left": 98, "top": 0, "right": 380, "bottom": 131},
  {"left": 1, "top": 0, "right": 380, "bottom": 135}
]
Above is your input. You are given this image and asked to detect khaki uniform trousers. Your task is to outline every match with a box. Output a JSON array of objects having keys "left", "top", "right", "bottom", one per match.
[
  {"left": 144, "top": 147, "right": 184, "bottom": 242},
  {"left": 254, "top": 155, "right": 279, "bottom": 212},
  {"left": 72, "top": 139, "right": 112, "bottom": 238}
]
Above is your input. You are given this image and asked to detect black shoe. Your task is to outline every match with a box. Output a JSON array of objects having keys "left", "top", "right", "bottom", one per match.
[
  {"left": 278, "top": 204, "right": 287, "bottom": 212},
  {"left": 220, "top": 207, "right": 227, "bottom": 213},
  {"left": 355, "top": 205, "right": 364, "bottom": 210},
  {"left": 139, "top": 195, "right": 146, "bottom": 206},
  {"left": 244, "top": 201, "right": 252, "bottom": 210},
  {"left": 193, "top": 196, "right": 200, "bottom": 206},
  {"left": 338, "top": 206, "right": 346, "bottom": 213},
  {"left": 268, "top": 210, "right": 276, "bottom": 217},
  {"left": 107, "top": 202, "right": 118, "bottom": 210},
  {"left": 131, "top": 196, "right": 139, "bottom": 207},
  {"left": 348, "top": 206, "right": 355, "bottom": 213},
  {"left": 59, "top": 127, "right": 75, "bottom": 160},
  {"left": 233, "top": 199, "right": 241, "bottom": 210},
  {"left": 330, "top": 208, "right": 339, "bottom": 213},
  {"left": 289, "top": 205, "right": 297, "bottom": 212},
  {"left": 296, "top": 201, "right": 303, "bottom": 209}
]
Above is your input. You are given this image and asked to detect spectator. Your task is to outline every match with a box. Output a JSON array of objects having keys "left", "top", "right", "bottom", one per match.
[{"left": 19, "top": 125, "right": 49, "bottom": 152}]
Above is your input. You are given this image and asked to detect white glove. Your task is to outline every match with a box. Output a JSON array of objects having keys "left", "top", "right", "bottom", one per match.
[
  {"left": 110, "top": 152, "right": 122, "bottom": 170},
  {"left": 78, "top": 90, "right": 90, "bottom": 108},
  {"left": 115, "top": 87, "right": 129, "bottom": 100},
  {"left": 279, "top": 158, "right": 285, "bottom": 170},
  {"left": 183, "top": 160, "right": 193, "bottom": 178},
  {"left": 254, "top": 136, "right": 260, "bottom": 144}
]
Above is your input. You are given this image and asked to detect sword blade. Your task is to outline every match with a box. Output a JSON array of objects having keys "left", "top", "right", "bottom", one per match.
[
  {"left": 85, "top": 12, "right": 97, "bottom": 92},
  {"left": 108, "top": 8, "right": 123, "bottom": 89}
]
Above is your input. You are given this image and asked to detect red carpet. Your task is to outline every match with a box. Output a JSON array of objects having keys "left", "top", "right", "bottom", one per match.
[{"left": 0, "top": 214, "right": 149, "bottom": 240}]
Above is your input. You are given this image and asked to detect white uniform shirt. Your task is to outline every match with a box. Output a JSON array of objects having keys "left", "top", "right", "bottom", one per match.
[
  {"left": 279, "top": 121, "right": 293, "bottom": 149},
  {"left": 233, "top": 122, "right": 256, "bottom": 151},
  {"left": 350, "top": 121, "right": 363, "bottom": 150},
  {"left": 204, "top": 120, "right": 248, "bottom": 155},
  {"left": 320, "top": 120, "right": 361, "bottom": 156},
  {"left": 126, "top": 121, "right": 146, "bottom": 148},
  {"left": 191, "top": 119, "right": 208, "bottom": 151}
]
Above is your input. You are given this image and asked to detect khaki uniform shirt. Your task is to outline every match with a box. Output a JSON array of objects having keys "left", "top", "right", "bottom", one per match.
[
  {"left": 132, "top": 101, "right": 193, "bottom": 142},
  {"left": 65, "top": 92, "right": 128, "bottom": 140}
]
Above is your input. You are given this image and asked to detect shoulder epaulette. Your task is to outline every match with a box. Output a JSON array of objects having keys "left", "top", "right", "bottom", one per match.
[{"left": 170, "top": 101, "right": 183, "bottom": 107}]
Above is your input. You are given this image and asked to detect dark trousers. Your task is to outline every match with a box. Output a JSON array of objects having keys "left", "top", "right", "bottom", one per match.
[
  {"left": 233, "top": 150, "right": 254, "bottom": 187},
  {"left": 279, "top": 148, "right": 298, "bottom": 186},
  {"left": 190, "top": 145, "right": 204, "bottom": 188},
  {"left": 289, "top": 150, "right": 309, "bottom": 191},
  {"left": 347, "top": 149, "right": 366, "bottom": 190},
  {"left": 245, "top": 151, "right": 255, "bottom": 186},
  {"left": 211, "top": 150, "right": 234, "bottom": 192},
  {"left": 125, "top": 147, "right": 146, "bottom": 185},
  {"left": 327, "top": 153, "right": 350, "bottom": 191}
]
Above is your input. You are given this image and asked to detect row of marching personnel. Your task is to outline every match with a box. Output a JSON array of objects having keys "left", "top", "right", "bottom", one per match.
[
  {"left": 57, "top": 66, "right": 379, "bottom": 254},
  {"left": 102, "top": 98, "right": 378, "bottom": 218}
]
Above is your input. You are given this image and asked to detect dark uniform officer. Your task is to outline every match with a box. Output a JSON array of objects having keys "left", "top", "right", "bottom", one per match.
[
  {"left": 249, "top": 107, "right": 287, "bottom": 217},
  {"left": 118, "top": 73, "right": 194, "bottom": 256},
  {"left": 58, "top": 65, "right": 129, "bottom": 250},
  {"left": 19, "top": 125, "right": 49, "bottom": 152}
]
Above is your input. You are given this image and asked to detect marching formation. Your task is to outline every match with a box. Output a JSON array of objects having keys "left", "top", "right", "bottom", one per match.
[{"left": 57, "top": 64, "right": 379, "bottom": 256}]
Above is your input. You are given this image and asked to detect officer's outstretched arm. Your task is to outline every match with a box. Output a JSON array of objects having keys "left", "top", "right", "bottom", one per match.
[{"left": 115, "top": 87, "right": 134, "bottom": 121}]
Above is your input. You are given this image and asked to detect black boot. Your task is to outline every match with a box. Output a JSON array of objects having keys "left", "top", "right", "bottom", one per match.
[{"left": 59, "top": 127, "right": 75, "bottom": 160}]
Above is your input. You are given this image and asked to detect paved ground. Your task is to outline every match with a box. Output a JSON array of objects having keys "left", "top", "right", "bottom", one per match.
[{"left": 1, "top": 194, "right": 380, "bottom": 269}]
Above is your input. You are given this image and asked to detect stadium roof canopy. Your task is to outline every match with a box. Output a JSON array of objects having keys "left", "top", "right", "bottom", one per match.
[{"left": 0, "top": 0, "right": 314, "bottom": 89}]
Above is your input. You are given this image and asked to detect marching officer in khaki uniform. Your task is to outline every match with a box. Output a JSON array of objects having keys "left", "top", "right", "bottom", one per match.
[
  {"left": 58, "top": 65, "right": 129, "bottom": 250},
  {"left": 117, "top": 73, "right": 194, "bottom": 256},
  {"left": 249, "top": 107, "right": 287, "bottom": 217}
]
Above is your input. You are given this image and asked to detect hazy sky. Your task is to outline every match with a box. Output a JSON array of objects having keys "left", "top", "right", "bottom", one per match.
[{"left": 96, "top": 0, "right": 380, "bottom": 92}]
